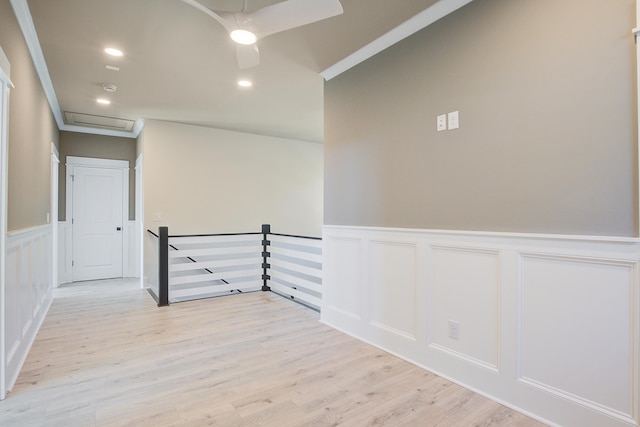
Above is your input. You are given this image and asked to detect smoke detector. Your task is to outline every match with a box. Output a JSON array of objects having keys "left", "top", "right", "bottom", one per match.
[{"left": 102, "top": 83, "right": 117, "bottom": 93}]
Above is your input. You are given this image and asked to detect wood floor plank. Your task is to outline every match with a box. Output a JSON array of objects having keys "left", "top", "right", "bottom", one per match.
[{"left": 0, "top": 278, "right": 547, "bottom": 426}]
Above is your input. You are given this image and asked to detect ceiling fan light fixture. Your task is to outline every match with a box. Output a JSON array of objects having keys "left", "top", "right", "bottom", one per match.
[
  {"left": 230, "top": 29, "right": 257, "bottom": 45},
  {"left": 104, "top": 47, "right": 123, "bottom": 57}
]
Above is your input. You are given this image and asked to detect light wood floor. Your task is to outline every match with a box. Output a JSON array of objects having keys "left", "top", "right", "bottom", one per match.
[{"left": 0, "top": 279, "right": 546, "bottom": 427}]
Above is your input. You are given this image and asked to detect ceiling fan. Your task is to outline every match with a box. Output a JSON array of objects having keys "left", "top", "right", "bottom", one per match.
[{"left": 181, "top": 0, "right": 344, "bottom": 69}]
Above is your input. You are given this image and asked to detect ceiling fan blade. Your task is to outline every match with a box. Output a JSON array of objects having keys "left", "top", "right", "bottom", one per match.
[
  {"left": 180, "top": 0, "right": 235, "bottom": 33},
  {"left": 240, "top": 0, "right": 289, "bottom": 13},
  {"left": 195, "top": 0, "right": 244, "bottom": 13},
  {"left": 236, "top": 44, "right": 260, "bottom": 69},
  {"left": 234, "top": 0, "right": 343, "bottom": 39}
]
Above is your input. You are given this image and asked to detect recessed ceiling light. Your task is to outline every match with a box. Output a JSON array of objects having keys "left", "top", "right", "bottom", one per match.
[
  {"left": 104, "top": 47, "right": 123, "bottom": 57},
  {"left": 237, "top": 80, "right": 253, "bottom": 88},
  {"left": 230, "top": 30, "right": 257, "bottom": 45},
  {"left": 96, "top": 98, "right": 111, "bottom": 105}
]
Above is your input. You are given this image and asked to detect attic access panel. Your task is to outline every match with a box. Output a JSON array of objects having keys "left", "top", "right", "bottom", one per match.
[{"left": 64, "top": 112, "right": 136, "bottom": 132}]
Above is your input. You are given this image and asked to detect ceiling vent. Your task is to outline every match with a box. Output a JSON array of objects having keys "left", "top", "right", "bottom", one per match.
[{"left": 64, "top": 111, "right": 135, "bottom": 131}]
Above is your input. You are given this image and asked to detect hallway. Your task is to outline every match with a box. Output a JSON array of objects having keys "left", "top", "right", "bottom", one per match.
[{"left": 0, "top": 279, "right": 545, "bottom": 426}]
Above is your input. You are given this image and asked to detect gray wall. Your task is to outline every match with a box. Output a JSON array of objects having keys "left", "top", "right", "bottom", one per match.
[
  {"left": 324, "top": 0, "right": 637, "bottom": 236},
  {"left": 0, "top": 0, "right": 59, "bottom": 232},
  {"left": 59, "top": 131, "right": 137, "bottom": 221}
]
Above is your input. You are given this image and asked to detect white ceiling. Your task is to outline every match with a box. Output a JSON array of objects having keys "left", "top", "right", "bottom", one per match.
[{"left": 18, "top": 0, "right": 470, "bottom": 142}]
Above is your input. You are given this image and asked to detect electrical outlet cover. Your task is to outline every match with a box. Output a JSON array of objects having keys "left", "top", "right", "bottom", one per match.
[{"left": 448, "top": 320, "right": 460, "bottom": 340}]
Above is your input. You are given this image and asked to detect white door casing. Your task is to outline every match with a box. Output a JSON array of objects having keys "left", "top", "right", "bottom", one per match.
[
  {"left": 0, "top": 46, "right": 13, "bottom": 401},
  {"left": 66, "top": 157, "right": 129, "bottom": 282},
  {"left": 51, "top": 143, "right": 59, "bottom": 288},
  {"left": 637, "top": 0, "right": 640, "bottom": 235}
]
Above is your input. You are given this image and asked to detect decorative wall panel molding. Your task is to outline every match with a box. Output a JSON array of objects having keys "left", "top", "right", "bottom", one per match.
[
  {"left": 323, "top": 236, "right": 363, "bottom": 322},
  {"left": 428, "top": 246, "right": 500, "bottom": 372},
  {"left": 369, "top": 240, "right": 418, "bottom": 341},
  {"left": 4, "top": 225, "right": 53, "bottom": 394},
  {"left": 518, "top": 253, "right": 637, "bottom": 424},
  {"left": 58, "top": 221, "right": 71, "bottom": 285},
  {"left": 322, "top": 225, "right": 640, "bottom": 427},
  {"left": 123, "top": 220, "right": 138, "bottom": 278}
]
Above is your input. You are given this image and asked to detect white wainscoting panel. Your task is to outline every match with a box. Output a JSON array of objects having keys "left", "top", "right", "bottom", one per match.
[
  {"left": 123, "top": 220, "right": 138, "bottom": 278},
  {"left": 322, "top": 225, "right": 640, "bottom": 427},
  {"left": 428, "top": 246, "right": 500, "bottom": 372},
  {"left": 58, "top": 221, "right": 72, "bottom": 285},
  {"left": 518, "top": 253, "right": 636, "bottom": 422},
  {"left": 4, "top": 225, "right": 53, "bottom": 394},
  {"left": 322, "top": 236, "right": 363, "bottom": 324},
  {"left": 369, "top": 240, "right": 417, "bottom": 341}
]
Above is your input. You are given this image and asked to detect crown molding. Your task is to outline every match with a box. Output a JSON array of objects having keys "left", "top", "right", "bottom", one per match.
[
  {"left": 321, "top": 0, "right": 475, "bottom": 81},
  {"left": 59, "top": 119, "right": 145, "bottom": 139},
  {"left": 9, "top": 0, "right": 144, "bottom": 139}
]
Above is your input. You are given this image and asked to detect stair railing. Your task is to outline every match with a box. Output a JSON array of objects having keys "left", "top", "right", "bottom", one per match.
[{"left": 148, "top": 224, "right": 322, "bottom": 309}]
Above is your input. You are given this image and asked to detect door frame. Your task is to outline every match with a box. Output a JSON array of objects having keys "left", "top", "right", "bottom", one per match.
[
  {"left": 65, "top": 156, "right": 129, "bottom": 282},
  {"left": 0, "top": 46, "right": 13, "bottom": 401},
  {"left": 51, "top": 143, "right": 59, "bottom": 288}
]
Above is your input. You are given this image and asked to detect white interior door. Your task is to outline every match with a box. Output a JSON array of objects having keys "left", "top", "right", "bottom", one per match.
[{"left": 72, "top": 166, "right": 123, "bottom": 281}]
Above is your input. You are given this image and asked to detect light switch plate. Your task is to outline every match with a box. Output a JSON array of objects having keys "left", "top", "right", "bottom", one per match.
[{"left": 448, "top": 111, "right": 459, "bottom": 130}]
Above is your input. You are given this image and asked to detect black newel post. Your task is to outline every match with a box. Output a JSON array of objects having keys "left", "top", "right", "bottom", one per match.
[
  {"left": 158, "top": 226, "right": 170, "bottom": 307},
  {"left": 261, "top": 224, "right": 271, "bottom": 291}
]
